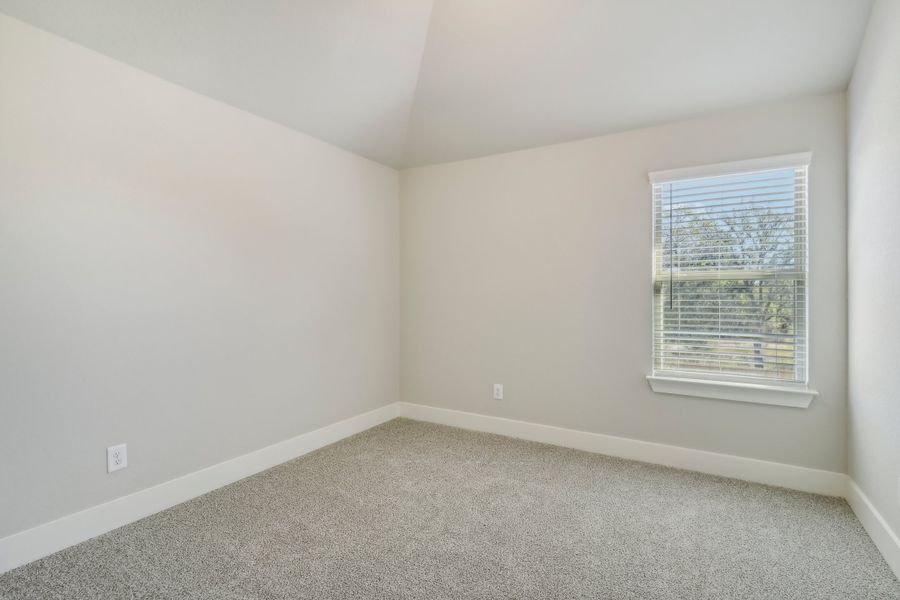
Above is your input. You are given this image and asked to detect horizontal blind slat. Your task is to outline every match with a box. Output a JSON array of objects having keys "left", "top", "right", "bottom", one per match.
[{"left": 653, "top": 173, "right": 804, "bottom": 194}]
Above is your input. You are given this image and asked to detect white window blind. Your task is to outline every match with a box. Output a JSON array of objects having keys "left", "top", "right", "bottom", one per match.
[{"left": 651, "top": 155, "right": 809, "bottom": 385}]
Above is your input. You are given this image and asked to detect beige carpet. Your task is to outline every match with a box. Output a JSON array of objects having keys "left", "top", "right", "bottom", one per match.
[{"left": 1, "top": 418, "right": 897, "bottom": 599}]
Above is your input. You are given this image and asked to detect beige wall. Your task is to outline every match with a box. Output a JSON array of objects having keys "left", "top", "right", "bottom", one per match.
[
  {"left": 401, "top": 92, "right": 847, "bottom": 471},
  {"left": 0, "top": 6, "right": 861, "bottom": 544},
  {"left": 0, "top": 14, "right": 399, "bottom": 538},
  {"left": 848, "top": 0, "right": 900, "bottom": 539}
]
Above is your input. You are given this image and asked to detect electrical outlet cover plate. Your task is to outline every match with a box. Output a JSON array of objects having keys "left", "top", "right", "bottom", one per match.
[
  {"left": 107, "top": 443, "right": 127, "bottom": 473},
  {"left": 493, "top": 383, "right": 504, "bottom": 400}
]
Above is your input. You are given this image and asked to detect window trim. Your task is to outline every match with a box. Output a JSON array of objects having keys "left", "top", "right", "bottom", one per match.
[
  {"left": 648, "top": 152, "right": 813, "bottom": 185},
  {"left": 646, "top": 375, "right": 817, "bottom": 408},
  {"left": 647, "top": 152, "right": 817, "bottom": 407}
]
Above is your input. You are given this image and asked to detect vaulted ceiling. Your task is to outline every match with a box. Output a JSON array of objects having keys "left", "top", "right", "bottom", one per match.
[{"left": 0, "top": 1, "right": 874, "bottom": 168}]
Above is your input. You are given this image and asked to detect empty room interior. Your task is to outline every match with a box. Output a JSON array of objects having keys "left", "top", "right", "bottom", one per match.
[{"left": 1, "top": 1, "right": 900, "bottom": 598}]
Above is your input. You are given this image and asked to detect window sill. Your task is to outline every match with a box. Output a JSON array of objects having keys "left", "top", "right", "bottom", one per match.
[{"left": 646, "top": 375, "right": 817, "bottom": 408}]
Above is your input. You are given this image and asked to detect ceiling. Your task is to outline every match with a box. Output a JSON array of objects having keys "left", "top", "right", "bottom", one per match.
[{"left": 0, "top": 1, "right": 874, "bottom": 168}]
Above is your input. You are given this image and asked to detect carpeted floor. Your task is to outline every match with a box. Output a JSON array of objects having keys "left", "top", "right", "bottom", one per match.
[{"left": 1, "top": 418, "right": 898, "bottom": 599}]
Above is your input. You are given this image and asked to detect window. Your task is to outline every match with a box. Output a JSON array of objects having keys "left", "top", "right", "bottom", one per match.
[{"left": 647, "top": 154, "right": 816, "bottom": 407}]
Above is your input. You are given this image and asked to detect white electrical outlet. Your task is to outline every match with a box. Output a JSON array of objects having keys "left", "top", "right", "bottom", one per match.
[
  {"left": 107, "top": 443, "right": 127, "bottom": 473},
  {"left": 493, "top": 383, "right": 504, "bottom": 400}
]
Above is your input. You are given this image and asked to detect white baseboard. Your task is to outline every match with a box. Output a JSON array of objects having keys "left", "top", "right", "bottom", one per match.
[
  {"left": 846, "top": 480, "right": 900, "bottom": 580},
  {"left": 0, "top": 402, "right": 400, "bottom": 575},
  {"left": 397, "top": 402, "right": 848, "bottom": 497},
  {"left": 7, "top": 401, "right": 896, "bottom": 581}
]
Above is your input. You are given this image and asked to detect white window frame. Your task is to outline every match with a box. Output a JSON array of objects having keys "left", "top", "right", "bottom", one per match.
[{"left": 645, "top": 153, "right": 817, "bottom": 408}]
